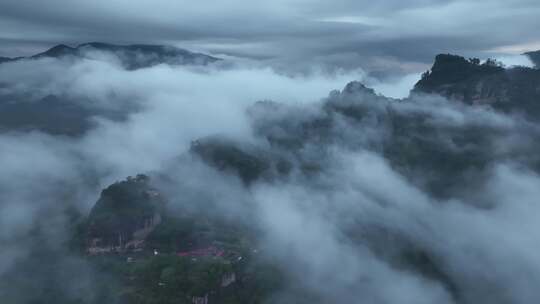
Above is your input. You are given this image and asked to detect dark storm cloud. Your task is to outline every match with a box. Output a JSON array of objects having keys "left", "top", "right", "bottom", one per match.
[{"left": 0, "top": 0, "right": 539, "bottom": 73}]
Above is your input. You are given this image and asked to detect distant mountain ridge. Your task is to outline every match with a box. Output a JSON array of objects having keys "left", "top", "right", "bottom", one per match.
[
  {"left": 0, "top": 42, "right": 221, "bottom": 69},
  {"left": 0, "top": 42, "right": 221, "bottom": 136}
]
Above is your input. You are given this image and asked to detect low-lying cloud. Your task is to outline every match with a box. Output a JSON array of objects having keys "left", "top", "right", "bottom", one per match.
[{"left": 1, "top": 51, "right": 540, "bottom": 303}]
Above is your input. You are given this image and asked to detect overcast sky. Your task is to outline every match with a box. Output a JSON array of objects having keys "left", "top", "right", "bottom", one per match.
[{"left": 1, "top": 0, "right": 539, "bottom": 74}]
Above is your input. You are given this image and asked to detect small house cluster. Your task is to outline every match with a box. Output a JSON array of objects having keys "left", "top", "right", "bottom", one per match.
[
  {"left": 221, "top": 272, "right": 236, "bottom": 287},
  {"left": 192, "top": 294, "right": 209, "bottom": 304},
  {"left": 177, "top": 246, "right": 225, "bottom": 258}
]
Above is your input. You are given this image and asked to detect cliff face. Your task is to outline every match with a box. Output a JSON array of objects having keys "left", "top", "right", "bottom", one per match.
[
  {"left": 413, "top": 54, "right": 540, "bottom": 119},
  {"left": 525, "top": 50, "right": 540, "bottom": 68},
  {"left": 86, "top": 174, "right": 165, "bottom": 254},
  {"left": 413, "top": 54, "right": 507, "bottom": 104}
]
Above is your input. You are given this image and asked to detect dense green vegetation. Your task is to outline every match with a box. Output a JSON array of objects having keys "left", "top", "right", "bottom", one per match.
[
  {"left": 68, "top": 172, "right": 283, "bottom": 304},
  {"left": 77, "top": 253, "right": 286, "bottom": 304},
  {"left": 124, "top": 255, "right": 232, "bottom": 304}
]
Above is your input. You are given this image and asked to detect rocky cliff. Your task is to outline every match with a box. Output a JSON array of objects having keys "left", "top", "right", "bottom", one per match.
[
  {"left": 86, "top": 174, "right": 165, "bottom": 254},
  {"left": 413, "top": 54, "right": 540, "bottom": 119},
  {"left": 525, "top": 50, "right": 540, "bottom": 68}
]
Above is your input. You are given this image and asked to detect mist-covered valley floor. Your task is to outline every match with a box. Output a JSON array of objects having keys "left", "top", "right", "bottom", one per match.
[{"left": 1, "top": 45, "right": 540, "bottom": 304}]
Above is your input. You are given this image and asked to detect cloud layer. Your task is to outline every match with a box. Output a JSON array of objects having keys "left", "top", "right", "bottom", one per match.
[{"left": 1, "top": 50, "right": 540, "bottom": 303}]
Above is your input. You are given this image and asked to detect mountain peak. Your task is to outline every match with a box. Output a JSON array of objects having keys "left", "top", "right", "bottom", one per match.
[
  {"left": 33, "top": 44, "right": 76, "bottom": 58},
  {"left": 415, "top": 54, "right": 505, "bottom": 92},
  {"left": 78, "top": 42, "right": 112, "bottom": 48},
  {"left": 342, "top": 81, "right": 377, "bottom": 96},
  {"left": 412, "top": 52, "right": 540, "bottom": 118}
]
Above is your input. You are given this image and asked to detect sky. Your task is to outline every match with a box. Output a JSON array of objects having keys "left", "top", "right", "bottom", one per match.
[{"left": 1, "top": 0, "right": 539, "bottom": 75}]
